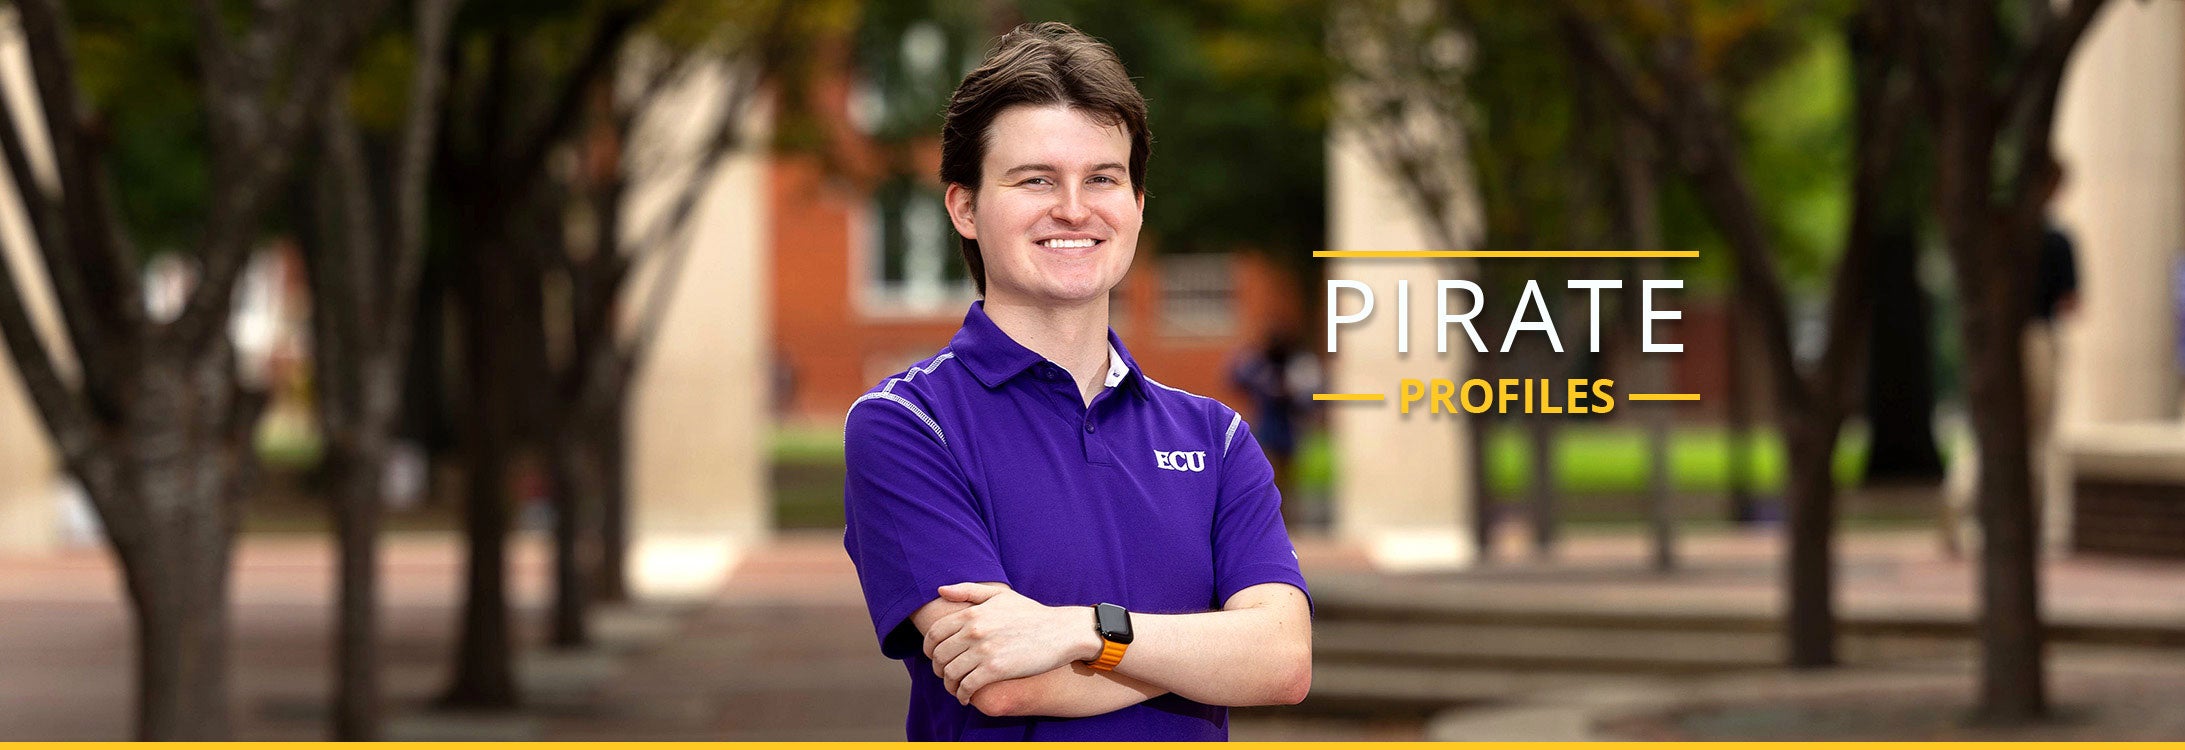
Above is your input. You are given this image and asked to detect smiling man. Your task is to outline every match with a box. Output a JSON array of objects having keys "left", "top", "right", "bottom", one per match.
[{"left": 840, "top": 22, "right": 1313, "bottom": 741}]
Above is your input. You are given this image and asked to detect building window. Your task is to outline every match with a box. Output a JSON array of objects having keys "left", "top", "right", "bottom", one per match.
[
  {"left": 1159, "top": 254, "right": 1236, "bottom": 338},
  {"left": 863, "top": 176, "right": 970, "bottom": 314}
]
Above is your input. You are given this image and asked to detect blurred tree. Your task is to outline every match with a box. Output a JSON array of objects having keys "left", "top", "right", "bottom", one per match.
[
  {"left": 0, "top": 0, "right": 387, "bottom": 738},
  {"left": 295, "top": 0, "right": 461, "bottom": 738},
  {"left": 541, "top": 0, "right": 809, "bottom": 643},
  {"left": 1327, "top": 0, "right": 1826, "bottom": 560},
  {"left": 1831, "top": 2, "right": 1941, "bottom": 487},
  {"left": 1857, "top": 150, "right": 1945, "bottom": 485},
  {"left": 1324, "top": 0, "right": 1504, "bottom": 558},
  {"left": 1563, "top": 0, "right": 1914, "bottom": 667},
  {"left": 430, "top": 0, "right": 667, "bottom": 709},
  {"left": 1903, "top": 0, "right": 2116, "bottom": 722}
]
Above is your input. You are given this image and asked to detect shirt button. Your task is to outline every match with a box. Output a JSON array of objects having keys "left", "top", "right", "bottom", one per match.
[{"left": 1084, "top": 421, "right": 1096, "bottom": 434}]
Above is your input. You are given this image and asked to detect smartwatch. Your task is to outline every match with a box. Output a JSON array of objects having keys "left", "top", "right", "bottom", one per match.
[{"left": 1088, "top": 602, "right": 1132, "bottom": 671}]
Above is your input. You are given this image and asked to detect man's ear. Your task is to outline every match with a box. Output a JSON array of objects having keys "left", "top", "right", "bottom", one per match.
[{"left": 945, "top": 182, "right": 978, "bottom": 241}]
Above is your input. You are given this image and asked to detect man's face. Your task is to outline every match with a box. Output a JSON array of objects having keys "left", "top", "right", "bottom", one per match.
[{"left": 946, "top": 104, "right": 1143, "bottom": 306}]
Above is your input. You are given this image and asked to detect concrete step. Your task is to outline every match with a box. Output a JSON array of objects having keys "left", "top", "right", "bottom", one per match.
[
  {"left": 1310, "top": 575, "right": 2185, "bottom": 648},
  {"left": 1314, "top": 620, "right": 1781, "bottom": 675},
  {"left": 1294, "top": 662, "right": 1657, "bottom": 719}
]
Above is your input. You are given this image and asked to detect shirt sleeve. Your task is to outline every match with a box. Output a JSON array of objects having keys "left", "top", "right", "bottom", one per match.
[
  {"left": 843, "top": 396, "right": 1009, "bottom": 659},
  {"left": 1210, "top": 411, "right": 1312, "bottom": 611}
]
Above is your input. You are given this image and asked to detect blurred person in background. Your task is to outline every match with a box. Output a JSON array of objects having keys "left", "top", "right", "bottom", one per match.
[
  {"left": 1945, "top": 159, "right": 2078, "bottom": 556},
  {"left": 1229, "top": 331, "right": 1320, "bottom": 509},
  {"left": 840, "top": 22, "right": 1311, "bottom": 741}
]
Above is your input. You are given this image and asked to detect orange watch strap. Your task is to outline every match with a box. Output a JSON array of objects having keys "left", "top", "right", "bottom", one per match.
[{"left": 1088, "top": 639, "right": 1128, "bottom": 671}]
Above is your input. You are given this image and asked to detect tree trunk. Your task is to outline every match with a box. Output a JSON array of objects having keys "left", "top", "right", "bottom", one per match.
[
  {"left": 127, "top": 546, "right": 234, "bottom": 739},
  {"left": 1613, "top": 114, "right": 1674, "bottom": 571},
  {"left": 1723, "top": 301, "right": 1759, "bottom": 524},
  {"left": 124, "top": 517, "right": 237, "bottom": 740},
  {"left": 443, "top": 416, "right": 518, "bottom": 707},
  {"left": 1862, "top": 219, "right": 1943, "bottom": 483},
  {"left": 1782, "top": 417, "right": 1839, "bottom": 667},
  {"left": 593, "top": 387, "right": 632, "bottom": 603},
  {"left": 328, "top": 435, "right": 385, "bottom": 739},
  {"left": 1961, "top": 264, "right": 2047, "bottom": 721},
  {"left": 1526, "top": 415, "right": 1556, "bottom": 559},
  {"left": 549, "top": 427, "right": 596, "bottom": 648},
  {"left": 111, "top": 350, "right": 253, "bottom": 740},
  {"left": 443, "top": 226, "right": 521, "bottom": 708}
]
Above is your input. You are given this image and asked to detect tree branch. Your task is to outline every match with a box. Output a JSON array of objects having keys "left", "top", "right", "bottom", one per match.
[
  {"left": 0, "top": 232, "right": 94, "bottom": 464},
  {"left": 14, "top": 0, "right": 142, "bottom": 338},
  {"left": 1813, "top": 4, "right": 1916, "bottom": 412},
  {"left": 190, "top": 0, "right": 241, "bottom": 135},
  {"left": 2003, "top": 0, "right": 2112, "bottom": 224},
  {"left": 2000, "top": 0, "right": 2107, "bottom": 120},
  {"left": 173, "top": 0, "right": 394, "bottom": 351},
  {"left": 1557, "top": 9, "right": 1672, "bottom": 142},
  {"left": 502, "top": 1, "right": 662, "bottom": 186},
  {"left": 321, "top": 79, "right": 381, "bottom": 327},
  {"left": 0, "top": 85, "right": 100, "bottom": 372},
  {"left": 1560, "top": 5, "right": 1804, "bottom": 403},
  {"left": 382, "top": 0, "right": 464, "bottom": 355}
]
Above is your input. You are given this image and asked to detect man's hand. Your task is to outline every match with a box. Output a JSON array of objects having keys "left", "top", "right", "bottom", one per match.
[{"left": 923, "top": 582, "right": 1102, "bottom": 704}]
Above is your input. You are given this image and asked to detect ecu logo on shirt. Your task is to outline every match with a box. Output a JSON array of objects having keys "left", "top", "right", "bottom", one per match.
[{"left": 1154, "top": 450, "right": 1207, "bottom": 472}]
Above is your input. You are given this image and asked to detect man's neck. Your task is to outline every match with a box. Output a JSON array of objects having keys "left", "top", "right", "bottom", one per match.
[{"left": 983, "top": 293, "right": 1112, "bottom": 405}]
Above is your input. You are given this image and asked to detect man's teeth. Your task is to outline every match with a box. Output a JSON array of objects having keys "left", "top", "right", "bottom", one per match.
[{"left": 1040, "top": 238, "right": 1098, "bottom": 249}]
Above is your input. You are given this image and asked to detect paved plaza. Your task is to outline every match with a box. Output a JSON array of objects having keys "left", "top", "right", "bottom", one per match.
[{"left": 2, "top": 525, "right": 2183, "bottom": 740}]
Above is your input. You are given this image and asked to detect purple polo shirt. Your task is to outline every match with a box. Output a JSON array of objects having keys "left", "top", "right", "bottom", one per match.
[{"left": 842, "top": 301, "right": 1309, "bottom": 741}]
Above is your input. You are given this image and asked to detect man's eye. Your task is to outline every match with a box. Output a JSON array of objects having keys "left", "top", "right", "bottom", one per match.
[
  {"left": 1089, "top": 175, "right": 1119, "bottom": 185},
  {"left": 1020, "top": 177, "right": 1051, "bottom": 186}
]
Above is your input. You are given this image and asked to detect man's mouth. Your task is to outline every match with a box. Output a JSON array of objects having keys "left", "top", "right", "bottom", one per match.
[{"left": 1038, "top": 238, "right": 1102, "bottom": 249}]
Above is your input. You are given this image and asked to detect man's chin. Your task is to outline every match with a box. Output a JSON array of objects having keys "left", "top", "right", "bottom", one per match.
[{"left": 991, "top": 282, "right": 1121, "bottom": 308}]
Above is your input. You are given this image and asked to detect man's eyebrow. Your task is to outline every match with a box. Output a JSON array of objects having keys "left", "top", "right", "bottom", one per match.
[{"left": 999, "top": 162, "right": 1128, "bottom": 177}]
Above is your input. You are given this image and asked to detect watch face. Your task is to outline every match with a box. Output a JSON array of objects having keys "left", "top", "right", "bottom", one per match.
[{"left": 1095, "top": 603, "right": 1133, "bottom": 644}]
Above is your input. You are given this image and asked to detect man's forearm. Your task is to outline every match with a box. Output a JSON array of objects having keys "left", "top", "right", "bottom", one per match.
[
  {"left": 924, "top": 582, "right": 1312, "bottom": 711},
  {"left": 1105, "top": 585, "right": 1311, "bottom": 707},
  {"left": 971, "top": 663, "right": 1163, "bottom": 717}
]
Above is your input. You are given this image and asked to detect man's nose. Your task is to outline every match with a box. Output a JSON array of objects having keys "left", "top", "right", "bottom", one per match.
[{"left": 1051, "top": 185, "right": 1092, "bottom": 224}]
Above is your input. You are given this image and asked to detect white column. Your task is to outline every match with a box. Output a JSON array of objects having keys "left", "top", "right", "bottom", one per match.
[
  {"left": 2054, "top": 0, "right": 2185, "bottom": 427},
  {"left": 1324, "top": 117, "right": 1480, "bottom": 571},
  {"left": 625, "top": 61, "right": 772, "bottom": 599},
  {"left": 2049, "top": 1, "right": 2185, "bottom": 551}
]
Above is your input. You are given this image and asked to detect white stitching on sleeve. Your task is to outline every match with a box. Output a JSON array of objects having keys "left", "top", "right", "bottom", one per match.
[
  {"left": 1222, "top": 412, "right": 1243, "bottom": 458},
  {"left": 847, "top": 392, "right": 947, "bottom": 446}
]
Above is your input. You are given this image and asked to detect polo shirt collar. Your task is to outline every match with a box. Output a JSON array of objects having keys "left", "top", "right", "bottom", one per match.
[{"left": 950, "top": 301, "right": 1150, "bottom": 400}]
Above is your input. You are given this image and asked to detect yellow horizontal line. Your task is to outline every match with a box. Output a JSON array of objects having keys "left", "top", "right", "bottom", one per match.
[
  {"left": 1626, "top": 393, "right": 1702, "bottom": 401},
  {"left": 1315, "top": 250, "right": 1700, "bottom": 259},
  {"left": 1312, "top": 393, "right": 1387, "bottom": 401}
]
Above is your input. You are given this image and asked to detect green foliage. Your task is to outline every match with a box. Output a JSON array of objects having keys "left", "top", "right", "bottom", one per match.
[
  {"left": 1733, "top": 19, "right": 1851, "bottom": 292},
  {"left": 1472, "top": 1, "right": 1859, "bottom": 295},
  {"left": 71, "top": 0, "right": 209, "bottom": 255}
]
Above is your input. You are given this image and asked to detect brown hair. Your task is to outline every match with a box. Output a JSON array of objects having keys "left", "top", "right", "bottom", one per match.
[{"left": 940, "top": 21, "right": 1151, "bottom": 295}]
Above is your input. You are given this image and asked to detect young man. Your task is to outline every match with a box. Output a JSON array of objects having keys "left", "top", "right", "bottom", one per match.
[{"left": 841, "top": 22, "right": 1312, "bottom": 741}]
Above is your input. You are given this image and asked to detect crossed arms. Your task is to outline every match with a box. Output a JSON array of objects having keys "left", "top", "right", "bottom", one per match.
[{"left": 908, "top": 580, "right": 1311, "bottom": 718}]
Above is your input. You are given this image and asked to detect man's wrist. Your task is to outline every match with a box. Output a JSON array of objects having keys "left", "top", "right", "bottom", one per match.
[{"left": 1070, "top": 606, "right": 1105, "bottom": 662}]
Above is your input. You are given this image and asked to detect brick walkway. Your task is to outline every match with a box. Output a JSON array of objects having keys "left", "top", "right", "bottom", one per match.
[{"left": 2, "top": 526, "right": 2183, "bottom": 739}]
